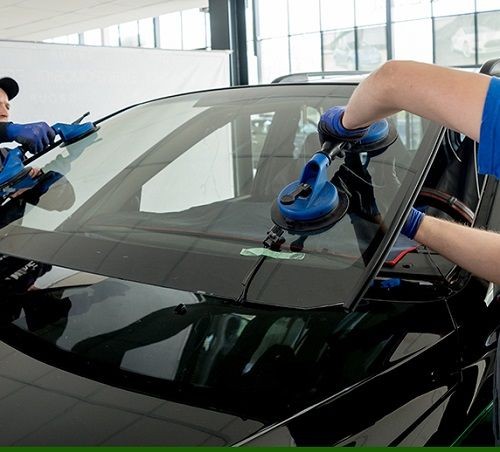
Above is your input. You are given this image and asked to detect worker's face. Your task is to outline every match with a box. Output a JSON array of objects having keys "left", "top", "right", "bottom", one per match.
[{"left": 0, "top": 89, "right": 10, "bottom": 122}]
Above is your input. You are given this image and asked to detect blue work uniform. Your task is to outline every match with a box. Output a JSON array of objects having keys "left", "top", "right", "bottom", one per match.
[
  {"left": 479, "top": 76, "right": 500, "bottom": 178},
  {"left": 479, "top": 76, "right": 500, "bottom": 444}
]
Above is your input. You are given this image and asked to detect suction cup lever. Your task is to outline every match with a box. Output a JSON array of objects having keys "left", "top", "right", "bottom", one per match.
[
  {"left": 280, "top": 182, "right": 311, "bottom": 205},
  {"left": 319, "top": 141, "right": 347, "bottom": 162}
]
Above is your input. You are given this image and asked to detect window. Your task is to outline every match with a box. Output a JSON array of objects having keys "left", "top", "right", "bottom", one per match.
[
  {"left": 119, "top": 20, "right": 139, "bottom": 47},
  {"left": 138, "top": 18, "right": 155, "bottom": 48},
  {"left": 288, "top": 0, "right": 320, "bottom": 35},
  {"left": 434, "top": 14, "right": 476, "bottom": 66},
  {"left": 477, "top": 11, "right": 500, "bottom": 64},
  {"left": 355, "top": 0, "right": 386, "bottom": 26},
  {"left": 357, "top": 25, "right": 387, "bottom": 70},
  {"left": 259, "top": 38, "right": 289, "bottom": 83},
  {"left": 431, "top": 0, "right": 475, "bottom": 17},
  {"left": 83, "top": 29, "right": 102, "bottom": 46},
  {"left": 256, "top": 0, "right": 288, "bottom": 39},
  {"left": 392, "top": 19, "right": 433, "bottom": 62},
  {"left": 51, "top": 34, "right": 79, "bottom": 45},
  {"left": 103, "top": 25, "right": 120, "bottom": 46},
  {"left": 322, "top": 29, "right": 356, "bottom": 71},
  {"left": 182, "top": 9, "right": 207, "bottom": 49},
  {"left": 290, "top": 33, "right": 322, "bottom": 73},
  {"left": 391, "top": 0, "right": 431, "bottom": 22},
  {"left": 159, "top": 12, "right": 182, "bottom": 49},
  {"left": 320, "top": 0, "right": 355, "bottom": 30},
  {"left": 476, "top": 0, "right": 500, "bottom": 12}
]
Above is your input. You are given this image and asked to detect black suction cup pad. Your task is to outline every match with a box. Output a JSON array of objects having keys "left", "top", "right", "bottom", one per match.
[
  {"left": 345, "top": 122, "right": 398, "bottom": 156},
  {"left": 271, "top": 190, "right": 349, "bottom": 235}
]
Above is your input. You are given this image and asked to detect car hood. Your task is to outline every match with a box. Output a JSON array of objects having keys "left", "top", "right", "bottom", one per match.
[{"left": 0, "top": 261, "right": 454, "bottom": 445}]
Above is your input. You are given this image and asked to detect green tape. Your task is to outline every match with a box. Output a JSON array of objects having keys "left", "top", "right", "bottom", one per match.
[{"left": 240, "top": 248, "right": 305, "bottom": 260}]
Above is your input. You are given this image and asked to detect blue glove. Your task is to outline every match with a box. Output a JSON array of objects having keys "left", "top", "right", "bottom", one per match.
[
  {"left": 4, "top": 122, "right": 56, "bottom": 155},
  {"left": 318, "top": 106, "right": 389, "bottom": 145},
  {"left": 401, "top": 207, "right": 425, "bottom": 240}
]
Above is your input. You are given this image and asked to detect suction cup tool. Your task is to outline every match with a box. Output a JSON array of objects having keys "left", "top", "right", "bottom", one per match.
[
  {"left": 0, "top": 148, "right": 37, "bottom": 197},
  {"left": 52, "top": 122, "right": 100, "bottom": 147},
  {"left": 345, "top": 119, "right": 398, "bottom": 156},
  {"left": 271, "top": 150, "right": 348, "bottom": 234}
]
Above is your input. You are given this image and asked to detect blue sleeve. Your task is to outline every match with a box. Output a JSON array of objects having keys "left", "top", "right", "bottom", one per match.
[{"left": 479, "top": 76, "right": 500, "bottom": 178}]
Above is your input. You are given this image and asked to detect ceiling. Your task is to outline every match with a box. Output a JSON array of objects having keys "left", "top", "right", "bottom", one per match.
[{"left": 0, "top": 0, "right": 208, "bottom": 41}]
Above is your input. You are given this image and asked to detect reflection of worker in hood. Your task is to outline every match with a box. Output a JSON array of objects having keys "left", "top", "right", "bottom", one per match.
[
  {"left": 0, "top": 170, "right": 76, "bottom": 227},
  {"left": 0, "top": 171, "right": 75, "bottom": 294}
]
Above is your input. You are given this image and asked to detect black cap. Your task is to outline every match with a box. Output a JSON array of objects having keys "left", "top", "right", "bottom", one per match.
[{"left": 0, "top": 77, "right": 19, "bottom": 100}]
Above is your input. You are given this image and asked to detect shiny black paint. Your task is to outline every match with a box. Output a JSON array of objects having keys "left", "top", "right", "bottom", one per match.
[{"left": 0, "top": 261, "right": 495, "bottom": 446}]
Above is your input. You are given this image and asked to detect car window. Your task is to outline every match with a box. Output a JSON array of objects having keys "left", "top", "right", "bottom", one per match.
[{"left": 0, "top": 84, "right": 440, "bottom": 309}]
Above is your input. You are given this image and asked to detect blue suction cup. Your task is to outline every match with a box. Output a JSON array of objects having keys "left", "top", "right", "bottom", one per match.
[
  {"left": 0, "top": 148, "right": 35, "bottom": 197},
  {"left": 52, "top": 122, "right": 99, "bottom": 146},
  {"left": 271, "top": 152, "right": 348, "bottom": 234}
]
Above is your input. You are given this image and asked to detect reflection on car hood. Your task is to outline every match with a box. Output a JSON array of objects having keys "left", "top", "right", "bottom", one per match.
[{"left": 0, "top": 263, "right": 453, "bottom": 445}]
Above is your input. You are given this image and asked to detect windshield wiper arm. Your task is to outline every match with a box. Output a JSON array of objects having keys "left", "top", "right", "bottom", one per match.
[{"left": 236, "top": 225, "right": 285, "bottom": 304}]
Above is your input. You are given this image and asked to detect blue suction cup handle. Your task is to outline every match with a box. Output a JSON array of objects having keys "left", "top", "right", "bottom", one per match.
[
  {"left": 52, "top": 122, "right": 97, "bottom": 143},
  {"left": 278, "top": 153, "right": 339, "bottom": 222}
]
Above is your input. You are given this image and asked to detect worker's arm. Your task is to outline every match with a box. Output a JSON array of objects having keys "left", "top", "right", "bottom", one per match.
[
  {"left": 342, "top": 60, "right": 491, "bottom": 142},
  {"left": 414, "top": 215, "right": 500, "bottom": 284}
]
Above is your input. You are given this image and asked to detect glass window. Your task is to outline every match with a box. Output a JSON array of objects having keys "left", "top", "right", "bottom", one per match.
[
  {"left": 288, "top": 0, "right": 320, "bottom": 35},
  {"left": 51, "top": 34, "right": 79, "bottom": 45},
  {"left": 391, "top": 0, "right": 431, "bottom": 22},
  {"left": 476, "top": 0, "right": 500, "bottom": 12},
  {"left": 246, "top": 0, "right": 255, "bottom": 41},
  {"left": 322, "top": 29, "right": 356, "bottom": 71},
  {"left": 119, "top": 20, "right": 139, "bottom": 47},
  {"left": 434, "top": 14, "right": 476, "bottom": 66},
  {"left": 83, "top": 29, "right": 102, "bottom": 46},
  {"left": 355, "top": 0, "right": 386, "bottom": 26},
  {"left": 320, "top": 0, "right": 355, "bottom": 30},
  {"left": 0, "top": 85, "right": 436, "bottom": 309},
  {"left": 247, "top": 41, "right": 259, "bottom": 84},
  {"left": 290, "top": 33, "right": 322, "bottom": 73},
  {"left": 103, "top": 25, "right": 120, "bottom": 46},
  {"left": 357, "top": 25, "right": 387, "bottom": 70},
  {"left": 138, "top": 18, "right": 155, "bottom": 48},
  {"left": 258, "top": 38, "right": 289, "bottom": 83},
  {"left": 477, "top": 11, "right": 500, "bottom": 63},
  {"left": 159, "top": 12, "right": 182, "bottom": 49},
  {"left": 431, "top": 0, "right": 475, "bottom": 16},
  {"left": 392, "top": 19, "right": 433, "bottom": 62},
  {"left": 205, "top": 11, "right": 211, "bottom": 49},
  {"left": 256, "top": 0, "right": 288, "bottom": 39},
  {"left": 182, "top": 9, "right": 207, "bottom": 49}
]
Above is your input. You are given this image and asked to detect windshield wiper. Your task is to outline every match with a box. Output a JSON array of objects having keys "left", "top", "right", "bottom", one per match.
[{"left": 236, "top": 225, "right": 285, "bottom": 304}]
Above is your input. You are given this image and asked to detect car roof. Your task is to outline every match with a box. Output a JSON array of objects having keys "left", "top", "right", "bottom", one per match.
[{"left": 272, "top": 71, "right": 369, "bottom": 84}]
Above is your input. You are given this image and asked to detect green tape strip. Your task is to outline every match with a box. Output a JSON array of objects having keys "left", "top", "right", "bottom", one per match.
[{"left": 240, "top": 248, "right": 305, "bottom": 260}]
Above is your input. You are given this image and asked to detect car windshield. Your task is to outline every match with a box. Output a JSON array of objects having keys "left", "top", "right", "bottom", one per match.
[{"left": 0, "top": 84, "right": 440, "bottom": 308}]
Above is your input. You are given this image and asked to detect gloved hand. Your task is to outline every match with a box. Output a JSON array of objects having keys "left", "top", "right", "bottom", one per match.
[
  {"left": 318, "top": 106, "right": 389, "bottom": 146},
  {"left": 4, "top": 122, "right": 56, "bottom": 155},
  {"left": 333, "top": 153, "right": 380, "bottom": 222},
  {"left": 401, "top": 207, "right": 425, "bottom": 240}
]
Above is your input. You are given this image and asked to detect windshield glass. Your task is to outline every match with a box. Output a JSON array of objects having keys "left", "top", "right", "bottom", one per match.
[{"left": 0, "top": 85, "right": 439, "bottom": 308}]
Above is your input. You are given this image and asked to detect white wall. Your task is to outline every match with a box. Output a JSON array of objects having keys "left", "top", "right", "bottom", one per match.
[{"left": 0, "top": 39, "right": 230, "bottom": 125}]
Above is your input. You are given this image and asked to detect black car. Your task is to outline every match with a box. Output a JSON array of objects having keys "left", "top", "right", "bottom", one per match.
[{"left": 0, "top": 62, "right": 499, "bottom": 446}]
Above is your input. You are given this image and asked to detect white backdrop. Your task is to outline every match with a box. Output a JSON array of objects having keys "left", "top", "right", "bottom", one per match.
[{"left": 0, "top": 39, "right": 230, "bottom": 125}]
